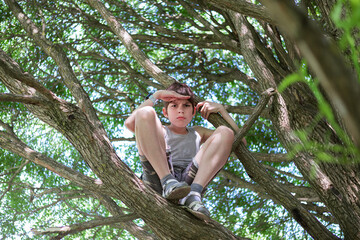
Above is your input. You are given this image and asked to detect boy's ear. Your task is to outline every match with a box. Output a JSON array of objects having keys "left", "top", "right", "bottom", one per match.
[
  {"left": 193, "top": 106, "right": 196, "bottom": 116},
  {"left": 162, "top": 107, "right": 168, "bottom": 118}
]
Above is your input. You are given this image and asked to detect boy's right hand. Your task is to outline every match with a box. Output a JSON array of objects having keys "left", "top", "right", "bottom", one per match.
[{"left": 154, "top": 90, "right": 190, "bottom": 102}]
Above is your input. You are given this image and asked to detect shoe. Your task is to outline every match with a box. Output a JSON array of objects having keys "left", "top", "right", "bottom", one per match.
[
  {"left": 183, "top": 192, "right": 211, "bottom": 221},
  {"left": 162, "top": 179, "right": 190, "bottom": 200}
]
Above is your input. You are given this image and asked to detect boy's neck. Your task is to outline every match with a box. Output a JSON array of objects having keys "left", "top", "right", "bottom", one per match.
[{"left": 167, "top": 124, "right": 188, "bottom": 135}]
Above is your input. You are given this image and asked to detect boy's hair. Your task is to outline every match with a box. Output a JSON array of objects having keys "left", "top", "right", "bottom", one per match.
[{"left": 163, "top": 82, "right": 196, "bottom": 110}]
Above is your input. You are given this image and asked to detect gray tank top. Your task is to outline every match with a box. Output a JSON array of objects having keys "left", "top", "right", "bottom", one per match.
[{"left": 164, "top": 126, "right": 201, "bottom": 169}]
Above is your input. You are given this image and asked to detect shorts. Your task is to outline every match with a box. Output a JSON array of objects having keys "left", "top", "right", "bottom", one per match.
[{"left": 139, "top": 153, "right": 197, "bottom": 195}]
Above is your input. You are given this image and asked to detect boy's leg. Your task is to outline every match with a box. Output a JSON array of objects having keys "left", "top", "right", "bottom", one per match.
[
  {"left": 182, "top": 126, "right": 234, "bottom": 218},
  {"left": 134, "top": 106, "right": 190, "bottom": 199},
  {"left": 193, "top": 126, "right": 234, "bottom": 187},
  {"left": 135, "top": 106, "right": 170, "bottom": 179},
  {"left": 140, "top": 155, "right": 162, "bottom": 194}
]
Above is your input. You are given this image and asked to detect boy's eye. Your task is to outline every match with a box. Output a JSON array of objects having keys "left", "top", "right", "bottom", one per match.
[{"left": 185, "top": 104, "right": 191, "bottom": 107}]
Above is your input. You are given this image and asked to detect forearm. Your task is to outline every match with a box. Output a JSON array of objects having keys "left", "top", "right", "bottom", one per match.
[{"left": 218, "top": 109, "right": 240, "bottom": 133}]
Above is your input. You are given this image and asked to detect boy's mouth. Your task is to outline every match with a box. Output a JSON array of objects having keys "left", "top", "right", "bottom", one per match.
[{"left": 177, "top": 117, "right": 185, "bottom": 120}]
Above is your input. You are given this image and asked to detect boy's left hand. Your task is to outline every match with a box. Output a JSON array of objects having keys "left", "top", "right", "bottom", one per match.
[{"left": 196, "top": 101, "right": 224, "bottom": 119}]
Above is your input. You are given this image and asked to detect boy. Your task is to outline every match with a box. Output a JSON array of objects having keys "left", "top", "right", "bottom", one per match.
[{"left": 125, "top": 82, "right": 242, "bottom": 220}]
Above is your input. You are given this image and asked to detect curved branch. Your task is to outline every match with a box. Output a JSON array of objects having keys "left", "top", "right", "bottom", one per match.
[{"left": 0, "top": 128, "right": 109, "bottom": 196}]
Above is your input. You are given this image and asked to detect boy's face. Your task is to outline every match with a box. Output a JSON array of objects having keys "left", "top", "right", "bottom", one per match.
[{"left": 163, "top": 99, "right": 196, "bottom": 128}]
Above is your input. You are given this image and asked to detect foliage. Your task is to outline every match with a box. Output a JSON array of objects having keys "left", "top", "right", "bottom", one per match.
[
  {"left": 1, "top": 0, "right": 359, "bottom": 239},
  {"left": 279, "top": 62, "right": 359, "bottom": 165}
]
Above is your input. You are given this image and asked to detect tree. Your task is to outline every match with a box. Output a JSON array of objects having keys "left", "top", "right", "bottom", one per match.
[{"left": 0, "top": 0, "right": 359, "bottom": 239}]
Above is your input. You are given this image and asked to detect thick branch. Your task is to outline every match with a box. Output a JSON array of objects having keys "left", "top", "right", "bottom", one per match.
[
  {"left": 206, "top": 101, "right": 340, "bottom": 240},
  {"left": 4, "top": 0, "right": 100, "bottom": 124},
  {"left": 0, "top": 93, "right": 46, "bottom": 105},
  {"left": 260, "top": 0, "right": 360, "bottom": 149}
]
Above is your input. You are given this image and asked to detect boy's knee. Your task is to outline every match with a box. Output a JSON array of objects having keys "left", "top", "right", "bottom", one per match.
[
  {"left": 136, "top": 106, "right": 157, "bottom": 121},
  {"left": 217, "top": 126, "right": 235, "bottom": 142}
]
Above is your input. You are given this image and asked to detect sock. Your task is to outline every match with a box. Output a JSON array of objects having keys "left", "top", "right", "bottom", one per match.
[
  {"left": 185, "top": 161, "right": 198, "bottom": 185},
  {"left": 191, "top": 183, "right": 203, "bottom": 194},
  {"left": 183, "top": 183, "right": 203, "bottom": 204},
  {"left": 160, "top": 174, "right": 176, "bottom": 188}
]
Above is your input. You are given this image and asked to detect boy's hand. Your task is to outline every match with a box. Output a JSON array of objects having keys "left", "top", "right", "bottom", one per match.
[
  {"left": 154, "top": 90, "right": 190, "bottom": 102},
  {"left": 196, "top": 101, "right": 224, "bottom": 119}
]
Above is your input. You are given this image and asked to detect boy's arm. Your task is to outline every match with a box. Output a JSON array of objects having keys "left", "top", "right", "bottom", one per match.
[
  {"left": 124, "top": 90, "right": 190, "bottom": 133},
  {"left": 196, "top": 101, "right": 247, "bottom": 145}
]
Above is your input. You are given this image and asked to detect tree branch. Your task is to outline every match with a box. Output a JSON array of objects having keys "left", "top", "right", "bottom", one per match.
[
  {"left": 205, "top": 97, "right": 340, "bottom": 239},
  {"left": 92, "top": 192, "right": 156, "bottom": 240},
  {"left": 86, "top": 0, "right": 175, "bottom": 88},
  {"left": 0, "top": 158, "right": 29, "bottom": 201},
  {"left": 178, "top": 0, "right": 241, "bottom": 54},
  {"left": 31, "top": 214, "right": 138, "bottom": 239},
  {"left": 4, "top": 0, "right": 100, "bottom": 124},
  {"left": 0, "top": 93, "right": 46, "bottom": 105},
  {"left": 201, "top": 0, "right": 273, "bottom": 24},
  {"left": 232, "top": 88, "right": 276, "bottom": 150},
  {"left": 260, "top": 0, "right": 360, "bottom": 149},
  {"left": 0, "top": 49, "right": 55, "bottom": 101},
  {"left": 0, "top": 127, "right": 110, "bottom": 196}
]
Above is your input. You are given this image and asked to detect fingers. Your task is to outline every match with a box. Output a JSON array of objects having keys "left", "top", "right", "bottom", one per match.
[
  {"left": 196, "top": 102, "right": 204, "bottom": 112},
  {"left": 196, "top": 101, "right": 221, "bottom": 119},
  {"left": 197, "top": 101, "right": 210, "bottom": 119}
]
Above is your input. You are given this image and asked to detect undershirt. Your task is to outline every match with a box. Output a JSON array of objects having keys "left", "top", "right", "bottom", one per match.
[{"left": 164, "top": 126, "right": 201, "bottom": 169}]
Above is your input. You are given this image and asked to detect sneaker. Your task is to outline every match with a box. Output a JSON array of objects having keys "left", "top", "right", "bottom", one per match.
[
  {"left": 183, "top": 192, "right": 211, "bottom": 221},
  {"left": 162, "top": 179, "right": 190, "bottom": 200}
]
